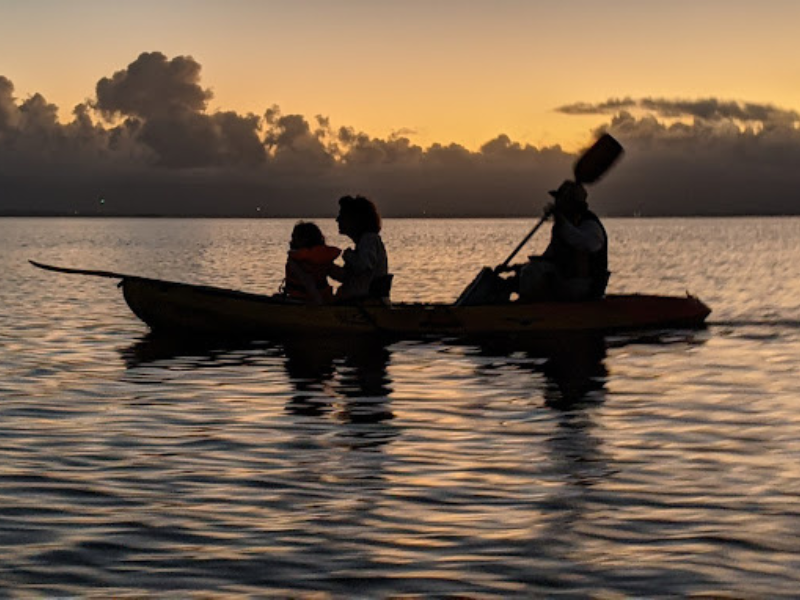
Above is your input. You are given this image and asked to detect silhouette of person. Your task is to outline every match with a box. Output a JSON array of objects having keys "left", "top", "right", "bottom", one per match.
[
  {"left": 329, "top": 195, "right": 390, "bottom": 302},
  {"left": 500, "top": 180, "right": 609, "bottom": 302},
  {"left": 283, "top": 221, "right": 341, "bottom": 304}
]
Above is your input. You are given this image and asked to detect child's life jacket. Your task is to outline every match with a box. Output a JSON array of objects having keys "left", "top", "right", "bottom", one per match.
[{"left": 284, "top": 245, "right": 342, "bottom": 302}]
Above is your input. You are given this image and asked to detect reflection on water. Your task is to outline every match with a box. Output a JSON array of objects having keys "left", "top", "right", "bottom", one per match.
[
  {"left": 124, "top": 331, "right": 615, "bottom": 415},
  {"left": 283, "top": 337, "right": 393, "bottom": 424},
  {"left": 40, "top": 321, "right": 715, "bottom": 596},
  {"left": 123, "top": 333, "right": 397, "bottom": 449},
  {"left": 470, "top": 333, "right": 612, "bottom": 543},
  {"left": 473, "top": 333, "right": 609, "bottom": 409},
  {"left": 10, "top": 216, "right": 800, "bottom": 596}
]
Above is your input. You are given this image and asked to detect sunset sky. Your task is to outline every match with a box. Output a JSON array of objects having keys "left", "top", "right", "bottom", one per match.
[
  {"left": 1, "top": 0, "right": 799, "bottom": 216},
  {"left": 4, "top": 0, "right": 798, "bottom": 150}
]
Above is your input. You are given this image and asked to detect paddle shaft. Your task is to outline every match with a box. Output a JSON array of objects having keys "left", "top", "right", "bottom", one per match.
[{"left": 498, "top": 214, "right": 549, "bottom": 269}]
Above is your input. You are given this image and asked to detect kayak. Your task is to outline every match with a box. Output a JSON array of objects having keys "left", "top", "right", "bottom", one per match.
[
  {"left": 29, "top": 262, "right": 710, "bottom": 338},
  {"left": 124, "top": 278, "right": 710, "bottom": 337}
]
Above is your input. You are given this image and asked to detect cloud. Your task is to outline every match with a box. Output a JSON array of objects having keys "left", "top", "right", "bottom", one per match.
[
  {"left": 556, "top": 98, "right": 637, "bottom": 115},
  {"left": 591, "top": 108, "right": 800, "bottom": 216},
  {"left": 551, "top": 96, "right": 800, "bottom": 215},
  {"left": 134, "top": 110, "right": 266, "bottom": 168},
  {"left": 0, "top": 76, "right": 20, "bottom": 131},
  {"left": 264, "top": 110, "right": 333, "bottom": 170},
  {"left": 337, "top": 127, "right": 424, "bottom": 166},
  {"left": 558, "top": 97, "right": 800, "bottom": 126},
  {"left": 93, "top": 52, "right": 265, "bottom": 168},
  {"left": 639, "top": 98, "right": 799, "bottom": 125},
  {"left": 95, "top": 51, "right": 212, "bottom": 119},
  {"left": 3, "top": 55, "right": 800, "bottom": 217}
]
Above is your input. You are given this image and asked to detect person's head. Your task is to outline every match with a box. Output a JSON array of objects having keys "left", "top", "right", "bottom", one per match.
[
  {"left": 290, "top": 221, "right": 326, "bottom": 250},
  {"left": 549, "top": 180, "right": 588, "bottom": 220},
  {"left": 336, "top": 195, "right": 382, "bottom": 240}
]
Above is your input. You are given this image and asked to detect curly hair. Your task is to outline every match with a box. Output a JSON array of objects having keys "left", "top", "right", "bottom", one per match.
[
  {"left": 291, "top": 221, "right": 326, "bottom": 249},
  {"left": 338, "top": 195, "right": 382, "bottom": 234}
]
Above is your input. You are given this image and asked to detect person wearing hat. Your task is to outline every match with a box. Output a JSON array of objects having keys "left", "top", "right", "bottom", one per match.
[{"left": 510, "top": 179, "right": 609, "bottom": 302}]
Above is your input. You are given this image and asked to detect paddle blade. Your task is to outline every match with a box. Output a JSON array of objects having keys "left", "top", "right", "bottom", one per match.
[{"left": 573, "top": 133, "right": 624, "bottom": 184}]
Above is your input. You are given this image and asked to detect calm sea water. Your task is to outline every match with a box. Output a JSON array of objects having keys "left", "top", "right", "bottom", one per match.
[{"left": 3, "top": 217, "right": 800, "bottom": 597}]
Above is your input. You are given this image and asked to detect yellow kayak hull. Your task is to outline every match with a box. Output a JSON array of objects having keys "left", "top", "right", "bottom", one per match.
[{"left": 121, "top": 278, "right": 711, "bottom": 338}]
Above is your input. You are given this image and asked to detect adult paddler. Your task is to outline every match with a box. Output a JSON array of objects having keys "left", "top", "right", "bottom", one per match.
[
  {"left": 505, "top": 179, "right": 609, "bottom": 301},
  {"left": 456, "top": 133, "right": 621, "bottom": 307}
]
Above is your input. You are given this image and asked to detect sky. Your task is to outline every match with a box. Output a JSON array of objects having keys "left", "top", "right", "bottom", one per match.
[{"left": 1, "top": 0, "right": 800, "bottom": 216}]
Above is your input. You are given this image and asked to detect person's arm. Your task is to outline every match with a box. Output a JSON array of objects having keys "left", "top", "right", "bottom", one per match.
[
  {"left": 541, "top": 226, "right": 558, "bottom": 259},
  {"left": 328, "top": 263, "right": 346, "bottom": 282},
  {"left": 286, "top": 259, "right": 324, "bottom": 305},
  {"left": 494, "top": 264, "right": 519, "bottom": 274},
  {"left": 342, "top": 235, "right": 380, "bottom": 273},
  {"left": 554, "top": 217, "right": 604, "bottom": 252}
]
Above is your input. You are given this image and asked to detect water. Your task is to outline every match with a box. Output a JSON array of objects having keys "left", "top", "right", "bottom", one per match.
[{"left": 3, "top": 217, "right": 800, "bottom": 597}]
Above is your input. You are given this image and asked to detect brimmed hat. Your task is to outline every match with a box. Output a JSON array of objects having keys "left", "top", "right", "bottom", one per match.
[
  {"left": 549, "top": 180, "right": 588, "bottom": 212},
  {"left": 548, "top": 180, "right": 587, "bottom": 202}
]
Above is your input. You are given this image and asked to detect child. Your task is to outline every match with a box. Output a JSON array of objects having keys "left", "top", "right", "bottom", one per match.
[{"left": 284, "top": 221, "right": 341, "bottom": 304}]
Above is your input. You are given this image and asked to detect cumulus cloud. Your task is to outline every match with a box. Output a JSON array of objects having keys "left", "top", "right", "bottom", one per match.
[
  {"left": 264, "top": 109, "right": 333, "bottom": 170},
  {"left": 0, "top": 76, "right": 20, "bottom": 131},
  {"left": 590, "top": 107, "right": 800, "bottom": 216},
  {"left": 95, "top": 51, "right": 211, "bottom": 119},
  {"left": 3, "top": 54, "right": 800, "bottom": 216},
  {"left": 0, "top": 52, "right": 574, "bottom": 216},
  {"left": 93, "top": 52, "right": 265, "bottom": 168},
  {"left": 338, "top": 127, "right": 424, "bottom": 166}
]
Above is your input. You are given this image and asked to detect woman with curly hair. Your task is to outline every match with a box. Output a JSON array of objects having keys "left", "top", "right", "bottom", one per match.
[{"left": 330, "top": 195, "right": 390, "bottom": 302}]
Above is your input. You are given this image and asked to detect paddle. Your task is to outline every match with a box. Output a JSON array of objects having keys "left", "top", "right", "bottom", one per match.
[{"left": 455, "top": 133, "right": 623, "bottom": 305}]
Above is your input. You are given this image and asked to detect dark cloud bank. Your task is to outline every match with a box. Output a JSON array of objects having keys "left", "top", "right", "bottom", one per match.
[{"left": 2, "top": 52, "right": 800, "bottom": 217}]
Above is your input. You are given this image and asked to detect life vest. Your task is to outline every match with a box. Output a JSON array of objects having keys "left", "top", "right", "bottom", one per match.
[
  {"left": 549, "top": 210, "right": 609, "bottom": 299},
  {"left": 285, "top": 245, "right": 342, "bottom": 302}
]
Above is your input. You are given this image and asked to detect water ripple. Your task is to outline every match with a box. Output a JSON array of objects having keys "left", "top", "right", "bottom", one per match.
[{"left": 3, "top": 218, "right": 800, "bottom": 596}]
